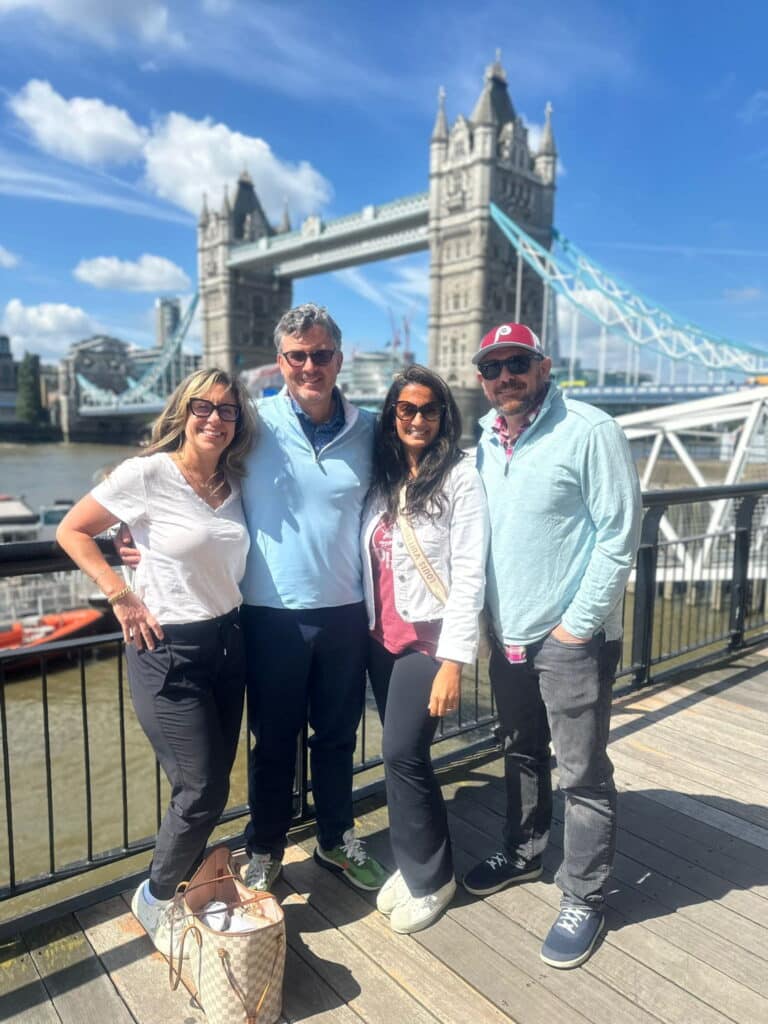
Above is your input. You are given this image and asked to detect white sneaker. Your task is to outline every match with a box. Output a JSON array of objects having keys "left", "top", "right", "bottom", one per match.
[
  {"left": 131, "top": 881, "right": 189, "bottom": 959},
  {"left": 376, "top": 869, "right": 411, "bottom": 916},
  {"left": 241, "top": 852, "right": 282, "bottom": 891},
  {"left": 389, "top": 877, "right": 456, "bottom": 934}
]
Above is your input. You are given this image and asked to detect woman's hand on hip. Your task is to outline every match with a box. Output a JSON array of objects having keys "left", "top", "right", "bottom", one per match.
[
  {"left": 428, "top": 660, "right": 462, "bottom": 717},
  {"left": 112, "top": 593, "right": 164, "bottom": 651}
]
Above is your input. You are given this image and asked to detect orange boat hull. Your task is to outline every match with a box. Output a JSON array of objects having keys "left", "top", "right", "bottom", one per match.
[{"left": 0, "top": 609, "right": 107, "bottom": 673}]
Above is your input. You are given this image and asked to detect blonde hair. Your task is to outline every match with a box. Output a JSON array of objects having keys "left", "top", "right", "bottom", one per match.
[{"left": 142, "top": 367, "right": 257, "bottom": 478}]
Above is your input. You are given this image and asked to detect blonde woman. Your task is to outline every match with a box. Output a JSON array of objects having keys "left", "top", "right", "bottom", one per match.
[{"left": 56, "top": 368, "right": 256, "bottom": 958}]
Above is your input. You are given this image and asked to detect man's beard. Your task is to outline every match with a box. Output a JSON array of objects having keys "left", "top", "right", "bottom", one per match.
[{"left": 497, "top": 380, "right": 549, "bottom": 416}]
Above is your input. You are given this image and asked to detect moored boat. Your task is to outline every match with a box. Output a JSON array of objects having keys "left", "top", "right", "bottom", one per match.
[{"left": 0, "top": 608, "right": 106, "bottom": 673}]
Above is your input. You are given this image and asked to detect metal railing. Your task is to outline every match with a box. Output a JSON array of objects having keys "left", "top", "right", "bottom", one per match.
[{"left": 1, "top": 481, "right": 767, "bottom": 905}]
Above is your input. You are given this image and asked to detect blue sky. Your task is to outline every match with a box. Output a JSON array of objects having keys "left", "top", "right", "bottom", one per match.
[{"left": 0, "top": 0, "right": 766, "bottom": 371}]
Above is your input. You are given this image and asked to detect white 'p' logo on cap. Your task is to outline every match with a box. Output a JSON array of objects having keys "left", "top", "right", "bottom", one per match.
[{"left": 494, "top": 325, "right": 512, "bottom": 344}]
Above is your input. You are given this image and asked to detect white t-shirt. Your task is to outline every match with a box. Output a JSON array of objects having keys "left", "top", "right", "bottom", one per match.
[{"left": 91, "top": 452, "right": 250, "bottom": 624}]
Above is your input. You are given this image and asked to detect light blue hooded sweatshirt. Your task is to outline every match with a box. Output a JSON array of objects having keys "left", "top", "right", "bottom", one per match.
[
  {"left": 477, "top": 384, "right": 642, "bottom": 646},
  {"left": 240, "top": 389, "right": 374, "bottom": 609}
]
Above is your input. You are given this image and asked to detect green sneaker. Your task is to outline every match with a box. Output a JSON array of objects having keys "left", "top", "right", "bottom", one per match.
[{"left": 314, "top": 828, "right": 388, "bottom": 890}]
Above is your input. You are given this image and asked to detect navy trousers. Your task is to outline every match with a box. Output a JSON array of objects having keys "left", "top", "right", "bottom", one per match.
[{"left": 242, "top": 602, "right": 368, "bottom": 858}]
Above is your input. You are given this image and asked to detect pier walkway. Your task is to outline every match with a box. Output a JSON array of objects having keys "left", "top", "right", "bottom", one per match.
[{"left": 1, "top": 646, "right": 767, "bottom": 1024}]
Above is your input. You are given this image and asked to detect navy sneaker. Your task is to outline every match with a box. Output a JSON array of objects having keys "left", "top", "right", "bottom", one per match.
[
  {"left": 540, "top": 905, "right": 605, "bottom": 969},
  {"left": 462, "top": 851, "right": 542, "bottom": 896}
]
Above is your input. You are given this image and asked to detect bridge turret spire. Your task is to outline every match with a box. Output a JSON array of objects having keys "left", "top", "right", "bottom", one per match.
[
  {"left": 538, "top": 101, "right": 556, "bottom": 156},
  {"left": 534, "top": 102, "right": 557, "bottom": 186},
  {"left": 198, "top": 191, "right": 209, "bottom": 228},
  {"left": 470, "top": 52, "right": 515, "bottom": 127},
  {"left": 278, "top": 199, "right": 292, "bottom": 234},
  {"left": 221, "top": 184, "right": 231, "bottom": 216},
  {"left": 431, "top": 86, "right": 448, "bottom": 141}
]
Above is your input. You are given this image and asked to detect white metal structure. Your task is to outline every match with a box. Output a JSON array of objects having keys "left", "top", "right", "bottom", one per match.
[
  {"left": 491, "top": 203, "right": 768, "bottom": 377},
  {"left": 618, "top": 387, "right": 768, "bottom": 580}
]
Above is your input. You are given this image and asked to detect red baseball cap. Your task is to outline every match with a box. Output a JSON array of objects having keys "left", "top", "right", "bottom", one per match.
[{"left": 471, "top": 322, "right": 544, "bottom": 364}]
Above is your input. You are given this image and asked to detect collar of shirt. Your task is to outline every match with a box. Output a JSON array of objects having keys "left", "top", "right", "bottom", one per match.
[
  {"left": 492, "top": 388, "right": 547, "bottom": 461},
  {"left": 289, "top": 387, "right": 346, "bottom": 453}
]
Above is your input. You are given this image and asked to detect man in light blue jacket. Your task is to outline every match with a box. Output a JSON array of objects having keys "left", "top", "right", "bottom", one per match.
[
  {"left": 463, "top": 322, "right": 641, "bottom": 970},
  {"left": 239, "top": 303, "right": 386, "bottom": 893}
]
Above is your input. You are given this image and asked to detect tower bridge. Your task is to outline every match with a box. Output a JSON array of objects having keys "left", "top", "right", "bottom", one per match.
[{"left": 70, "top": 54, "right": 768, "bottom": 445}]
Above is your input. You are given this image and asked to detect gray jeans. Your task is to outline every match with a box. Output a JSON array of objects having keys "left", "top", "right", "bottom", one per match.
[{"left": 489, "top": 631, "right": 621, "bottom": 908}]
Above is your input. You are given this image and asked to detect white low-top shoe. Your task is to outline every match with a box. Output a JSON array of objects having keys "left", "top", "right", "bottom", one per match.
[
  {"left": 131, "top": 880, "right": 190, "bottom": 959},
  {"left": 389, "top": 877, "right": 456, "bottom": 934},
  {"left": 376, "top": 869, "right": 410, "bottom": 916}
]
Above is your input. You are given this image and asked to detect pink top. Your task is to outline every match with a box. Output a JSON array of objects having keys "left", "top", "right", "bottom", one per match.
[{"left": 369, "top": 517, "right": 440, "bottom": 657}]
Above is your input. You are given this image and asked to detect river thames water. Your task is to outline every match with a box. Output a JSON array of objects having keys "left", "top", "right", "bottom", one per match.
[{"left": 1, "top": 440, "right": 139, "bottom": 509}]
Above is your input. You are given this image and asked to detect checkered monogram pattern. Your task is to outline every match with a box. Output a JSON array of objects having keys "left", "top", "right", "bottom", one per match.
[
  {"left": 171, "top": 846, "right": 285, "bottom": 1024},
  {"left": 196, "top": 924, "right": 284, "bottom": 1024}
]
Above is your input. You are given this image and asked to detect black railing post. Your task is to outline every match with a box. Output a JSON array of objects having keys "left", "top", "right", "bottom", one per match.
[
  {"left": 631, "top": 504, "right": 666, "bottom": 688},
  {"left": 728, "top": 495, "right": 758, "bottom": 650}
]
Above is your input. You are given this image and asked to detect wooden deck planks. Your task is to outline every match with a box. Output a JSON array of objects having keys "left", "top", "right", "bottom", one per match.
[
  {"left": 2, "top": 649, "right": 766, "bottom": 1024},
  {"left": 23, "top": 914, "right": 135, "bottom": 1024},
  {"left": 0, "top": 935, "right": 61, "bottom": 1024},
  {"left": 78, "top": 894, "right": 207, "bottom": 1024}
]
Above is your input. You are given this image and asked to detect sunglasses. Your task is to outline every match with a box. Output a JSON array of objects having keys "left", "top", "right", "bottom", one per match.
[
  {"left": 478, "top": 353, "right": 540, "bottom": 380},
  {"left": 189, "top": 398, "right": 240, "bottom": 422},
  {"left": 280, "top": 348, "right": 337, "bottom": 367},
  {"left": 394, "top": 400, "right": 443, "bottom": 422}
]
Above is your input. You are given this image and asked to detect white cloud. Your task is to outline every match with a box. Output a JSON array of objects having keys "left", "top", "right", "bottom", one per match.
[
  {"left": 5, "top": 81, "right": 332, "bottom": 223},
  {"left": 334, "top": 268, "right": 389, "bottom": 310},
  {"left": 0, "top": 244, "right": 19, "bottom": 268},
  {"left": 0, "top": 0, "right": 185, "bottom": 48},
  {"left": 143, "top": 111, "right": 332, "bottom": 219},
  {"left": 0, "top": 149, "right": 193, "bottom": 225},
  {"left": 334, "top": 259, "right": 430, "bottom": 315},
  {"left": 8, "top": 80, "right": 147, "bottom": 166},
  {"left": 389, "top": 261, "right": 430, "bottom": 307},
  {"left": 738, "top": 90, "right": 768, "bottom": 124},
  {"left": 2, "top": 297, "right": 98, "bottom": 359},
  {"left": 74, "top": 253, "right": 190, "bottom": 292},
  {"left": 723, "top": 286, "right": 763, "bottom": 304}
]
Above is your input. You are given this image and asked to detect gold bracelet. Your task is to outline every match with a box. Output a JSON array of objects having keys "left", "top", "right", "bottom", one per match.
[{"left": 107, "top": 586, "right": 132, "bottom": 606}]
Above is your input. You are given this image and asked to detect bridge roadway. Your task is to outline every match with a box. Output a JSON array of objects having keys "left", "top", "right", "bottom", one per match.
[
  {"left": 2, "top": 645, "right": 767, "bottom": 1023},
  {"left": 228, "top": 191, "right": 430, "bottom": 278},
  {"left": 77, "top": 381, "right": 748, "bottom": 418}
]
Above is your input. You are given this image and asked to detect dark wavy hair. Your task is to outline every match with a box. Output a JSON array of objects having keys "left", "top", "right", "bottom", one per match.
[{"left": 370, "top": 364, "right": 464, "bottom": 521}]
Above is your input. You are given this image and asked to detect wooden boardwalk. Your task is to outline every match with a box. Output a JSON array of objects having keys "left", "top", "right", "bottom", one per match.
[{"left": 1, "top": 646, "right": 767, "bottom": 1024}]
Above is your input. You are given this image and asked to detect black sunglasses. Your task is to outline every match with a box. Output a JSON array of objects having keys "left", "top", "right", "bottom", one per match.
[
  {"left": 394, "top": 400, "right": 443, "bottom": 422},
  {"left": 189, "top": 398, "right": 240, "bottom": 422},
  {"left": 478, "top": 354, "right": 540, "bottom": 380},
  {"left": 280, "top": 348, "right": 337, "bottom": 367}
]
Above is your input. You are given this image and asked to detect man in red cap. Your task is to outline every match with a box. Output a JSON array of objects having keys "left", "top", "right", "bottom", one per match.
[{"left": 463, "top": 322, "right": 641, "bottom": 970}]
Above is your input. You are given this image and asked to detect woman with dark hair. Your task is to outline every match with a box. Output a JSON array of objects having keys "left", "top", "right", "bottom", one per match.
[
  {"left": 56, "top": 368, "right": 257, "bottom": 958},
  {"left": 361, "top": 364, "right": 489, "bottom": 933}
]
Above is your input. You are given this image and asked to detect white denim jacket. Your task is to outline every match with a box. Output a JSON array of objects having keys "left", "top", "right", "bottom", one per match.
[{"left": 361, "top": 457, "right": 489, "bottom": 664}]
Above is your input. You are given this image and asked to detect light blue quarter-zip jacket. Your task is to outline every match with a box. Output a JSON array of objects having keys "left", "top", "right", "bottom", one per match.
[
  {"left": 477, "top": 384, "right": 642, "bottom": 646},
  {"left": 240, "top": 389, "right": 374, "bottom": 609}
]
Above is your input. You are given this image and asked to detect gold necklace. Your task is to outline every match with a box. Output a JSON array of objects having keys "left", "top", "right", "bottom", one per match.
[{"left": 174, "top": 453, "right": 224, "bottom": 497}]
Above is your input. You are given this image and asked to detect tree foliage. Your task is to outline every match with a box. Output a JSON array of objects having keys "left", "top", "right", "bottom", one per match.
[{"left": 15, "top": 352, "right": 46, "bottom": 424}]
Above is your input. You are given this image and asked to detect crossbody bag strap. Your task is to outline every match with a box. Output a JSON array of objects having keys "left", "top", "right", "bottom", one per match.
[{"left": 396, "top": 487, "right": 449, "bottom": 606}]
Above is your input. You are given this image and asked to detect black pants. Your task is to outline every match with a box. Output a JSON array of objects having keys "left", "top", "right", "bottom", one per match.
[
  {"left": 243, "top": 602, "right": 368, "bottom": 858},
  {"left": 367, "top": 638, "right": 453, "bottom": 897},
  {"left": 126, "top": 609, "right": 245, "bottom": 900}
]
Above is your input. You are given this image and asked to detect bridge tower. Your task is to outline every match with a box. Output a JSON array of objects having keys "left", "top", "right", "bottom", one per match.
[
  {"left": 428, "top": 56, "right": 557, "bottom": 387},
  {"left": 198, "top": 171, "right": 292, "bottom": 372}
]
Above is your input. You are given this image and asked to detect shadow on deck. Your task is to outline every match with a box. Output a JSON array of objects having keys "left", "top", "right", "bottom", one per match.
[{"left": 2, "top": 646, "right": 767, "bottom": 1024}]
